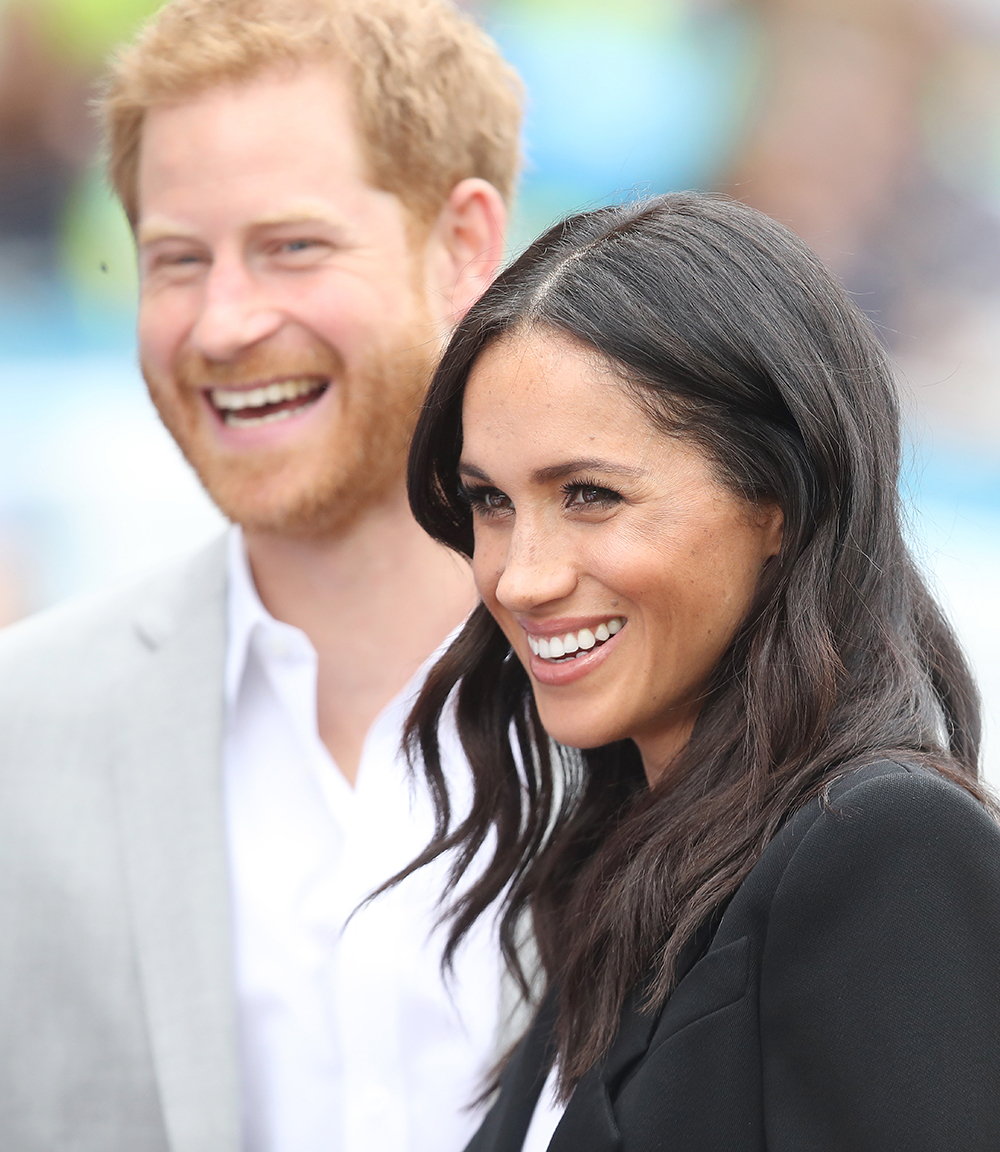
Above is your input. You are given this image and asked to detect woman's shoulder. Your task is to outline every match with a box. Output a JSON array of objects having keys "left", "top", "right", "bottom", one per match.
[
  {"left": 733, "top": 761, "right": 1000, "bottom": 1151},
  {"left": 782, "top": 758, "right": 996, "bottom": 861},
  {"left": 716, "top": 759, "right": 1000, "bottom": 946}
]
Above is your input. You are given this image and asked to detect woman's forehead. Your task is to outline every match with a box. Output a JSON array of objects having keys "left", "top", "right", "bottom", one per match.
[{"left": 465, "top": 329, "right": 631, "bottom": 412}]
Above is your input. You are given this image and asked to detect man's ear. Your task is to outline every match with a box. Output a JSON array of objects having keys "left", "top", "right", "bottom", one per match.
[{"left": 425, "top": 177, "right": 507, "bottom": 327}]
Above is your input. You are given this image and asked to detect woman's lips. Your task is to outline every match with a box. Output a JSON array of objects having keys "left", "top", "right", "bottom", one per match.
[
  {"left": 523, "top": 619, "right": 626, "bottom": 687},
  {"left": 526, "top": 617, "right": 624, "bottom": 659}
]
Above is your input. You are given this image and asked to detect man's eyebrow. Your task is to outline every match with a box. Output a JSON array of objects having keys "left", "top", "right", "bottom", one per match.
[
  {"left": 247, "top": 211, "right": 349, "bottom": 235},
  {"left": 135, "top": 211, "right": 352, "bottom": 247},
  {"left": 136, "top": 220, "right": 196, "bottom": 246}
]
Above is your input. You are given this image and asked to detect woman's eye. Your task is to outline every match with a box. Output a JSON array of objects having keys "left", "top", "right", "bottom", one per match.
[
  {"left": 564, "top": 484, "right": 622, "bottom": 509},
  {"left": 461, "top": 484, "right": 512, "bottom": 515}
]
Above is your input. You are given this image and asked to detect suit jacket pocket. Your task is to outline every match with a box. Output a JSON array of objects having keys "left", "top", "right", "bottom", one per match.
[{"left": 648, "top": 934, "right": 751, "bottom": 1050}]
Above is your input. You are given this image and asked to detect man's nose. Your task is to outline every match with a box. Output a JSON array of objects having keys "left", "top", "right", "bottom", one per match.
[
  {"left": 188, "top": 257, "right": 284, "bottom": 361},
  {"left": 494, "top": 521, "right": 578, "bottom": 613}
]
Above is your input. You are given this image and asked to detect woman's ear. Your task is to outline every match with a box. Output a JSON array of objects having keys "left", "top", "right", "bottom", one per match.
[
  {"left": 761, "top": 503, "right": 784, "bottom": 559},
  {"left": 424, "top": 178, "right": 507, "bottom": 326}
]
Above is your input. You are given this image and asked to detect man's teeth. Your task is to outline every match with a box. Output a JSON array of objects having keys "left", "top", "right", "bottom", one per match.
[
  {"left": 224, "top": 408, "right": 301, "bottom": 428},
  {"left": 527, "top": 617, "right": 624, "bottom": 660},
  {"left": 210, "top": 378, "right": 325, "bottom": 425},
  {"left": 211, "top": 378, "right": 320, "bottom": 410}
]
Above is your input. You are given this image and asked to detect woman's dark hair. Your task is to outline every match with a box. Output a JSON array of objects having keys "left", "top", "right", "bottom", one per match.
[{"left": 398, "top": 193, "right": 987, "bottom": 1095}]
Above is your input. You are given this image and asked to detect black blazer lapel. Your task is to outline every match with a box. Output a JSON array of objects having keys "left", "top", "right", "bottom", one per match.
[
  {"left": 546, "top": 983, "right": 656, "bottom": 1152},
  {"left": 466, "top": 993, "right": 559, "bottom": 1152},
  {"left": 547, "top": 1059, "right": 622, "bottom": 1152},
  {"left": 549, "top": 916, "right": 721, "bottom": 1152},
  {"left": 467, "top": 918, "right": 721, "bottom": 1152}
]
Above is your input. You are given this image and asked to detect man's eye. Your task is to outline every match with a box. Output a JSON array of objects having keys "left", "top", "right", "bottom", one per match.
[
  {"left": 149, "top": 251, "right": 204, "bottom": 269},
  {"left": 280, "top": 239, "right": 320, "bottom": 254}
]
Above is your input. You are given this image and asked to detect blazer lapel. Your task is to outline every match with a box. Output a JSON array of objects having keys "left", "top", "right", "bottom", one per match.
[
  {"left": 113, "top": 538, "right": 242, "bottom": 1152},
  {"left": 466, "top": 992, "right": 559, "bottom": 1152},
  {"left": 549, "top": 916, "right": 720, "bottom": 1152},
  {"left": 546, "top": 992, "right": 651, "bottom": 1152},
  {"left": 547, "top": 1059, "right": 622, "bottom": 1152}
]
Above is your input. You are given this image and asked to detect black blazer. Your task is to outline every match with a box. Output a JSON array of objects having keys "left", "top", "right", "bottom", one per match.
[{"left": 468, "top": 761, "right": 1000, "bottom": 1152}]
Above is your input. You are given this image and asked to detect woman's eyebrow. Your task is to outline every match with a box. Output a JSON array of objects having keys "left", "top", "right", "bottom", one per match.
[
  {"left": 532, "top": 459, "right": 647, "bottom": 483},
  {"left": 457, "top": 462, "right": 490, "bottom": 481},
  {"left": 458, "top": 458, "right": 647, "bottom": 484}
]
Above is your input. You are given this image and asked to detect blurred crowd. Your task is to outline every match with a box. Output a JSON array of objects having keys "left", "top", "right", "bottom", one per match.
[
  {"left": 1, "top": 0, "right": 998, "bottom": 764},
  {"left": 5, "top": 0, "right": 1000, "bottom": 433}
]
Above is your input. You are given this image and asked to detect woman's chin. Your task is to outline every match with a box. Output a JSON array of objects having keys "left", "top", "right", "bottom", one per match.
[{"left": 533, "top": 709, "right": 625, "bottom": 752}]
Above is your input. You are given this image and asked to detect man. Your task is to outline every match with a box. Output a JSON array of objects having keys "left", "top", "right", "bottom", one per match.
[{"left": 0, "top": 2, "right": 524, "bottom": 1150}]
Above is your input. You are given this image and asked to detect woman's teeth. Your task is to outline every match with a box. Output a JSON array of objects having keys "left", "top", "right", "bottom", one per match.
[
  {"left": 210, "top": 378, "right": 327, "bottom": 427},
  {"left": 527, "top": 617, "right": 624, "bottom": 661}
]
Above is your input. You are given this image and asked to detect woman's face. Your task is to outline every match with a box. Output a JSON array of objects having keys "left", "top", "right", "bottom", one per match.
[{"left": 459, "top": 331, "right": 783, "bottom": 780}]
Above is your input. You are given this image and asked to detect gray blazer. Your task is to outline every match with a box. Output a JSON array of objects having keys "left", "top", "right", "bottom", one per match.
[
  {"left": 0, "top": 537, "right": 240, "bottom": 1152},
  {"left": 0, "top": 537, "right": 532, "bottom": 1152}
]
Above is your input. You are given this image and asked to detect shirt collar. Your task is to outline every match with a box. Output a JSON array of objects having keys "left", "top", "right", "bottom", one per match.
[
  {"left": 225, "top": 522, "right": 470, "bottom": 727},
  {"left": 225, "top": 525, "right": 273, "bottom": 710}
]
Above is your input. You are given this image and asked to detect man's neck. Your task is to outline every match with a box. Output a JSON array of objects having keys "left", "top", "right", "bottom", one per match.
[{"left": 243, "top": 488, "right": 477, "bottom": 786}]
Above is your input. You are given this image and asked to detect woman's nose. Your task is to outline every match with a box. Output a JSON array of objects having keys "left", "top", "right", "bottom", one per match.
[{"left": 493, "top": 524, "right": 578, "bottom": 613}]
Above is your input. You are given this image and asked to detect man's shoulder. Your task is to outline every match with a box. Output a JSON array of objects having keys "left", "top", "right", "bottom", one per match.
[{"left": 0, "top": 534, "right": 229, "bottom": 695}]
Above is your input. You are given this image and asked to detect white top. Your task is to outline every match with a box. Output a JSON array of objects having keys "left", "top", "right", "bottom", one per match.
[
  {"left": 522, "top": 1064, "right": 566, "bottom": 1152},
  {"left": 223, "top": 528, "right": 502, "bottom": 1152}
]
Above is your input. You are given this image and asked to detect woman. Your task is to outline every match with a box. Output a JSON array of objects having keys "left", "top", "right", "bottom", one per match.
[{"left": 398, "top": 194, "right": 1000, "bottom": 1150}]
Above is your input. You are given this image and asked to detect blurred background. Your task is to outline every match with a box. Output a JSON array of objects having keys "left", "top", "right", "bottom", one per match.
[{"left": 0, "top": 0, "right": 998, "bottom": 779}]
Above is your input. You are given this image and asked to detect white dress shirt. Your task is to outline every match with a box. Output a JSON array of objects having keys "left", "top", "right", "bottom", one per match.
[
  {"left": 522, "top": 1065, "right": 566, "bottom": 1152},
  {"left": 223, "top": 529, "right": 501, "bottom": 1152}
]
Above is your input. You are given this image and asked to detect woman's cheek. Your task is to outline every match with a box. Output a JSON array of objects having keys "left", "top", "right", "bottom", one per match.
[{"left": 471, "top": 538, "right": 505, "bottom": 606}]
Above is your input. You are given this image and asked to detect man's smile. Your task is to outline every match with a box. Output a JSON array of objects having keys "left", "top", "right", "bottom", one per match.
[{"left": 207, "top": 377, "right": 330, "bottom": 427}]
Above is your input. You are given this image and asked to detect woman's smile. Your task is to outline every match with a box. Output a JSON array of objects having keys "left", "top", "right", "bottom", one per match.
[
  {"left": 523, "top": 616, "right": 624, "bottom": 659},
  {"left": 522, "top": 617, "right": 627, "bottom": 686}
]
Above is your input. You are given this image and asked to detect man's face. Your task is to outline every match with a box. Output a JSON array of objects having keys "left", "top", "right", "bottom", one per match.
[{"left": 136, "top": 65, "right": 448, "bottom": 537}]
